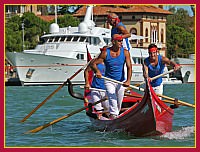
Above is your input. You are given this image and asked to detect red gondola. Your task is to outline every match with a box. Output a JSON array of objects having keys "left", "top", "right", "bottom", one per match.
[{"left": 67, "top": 79, "right": 174, "bottom": 137}]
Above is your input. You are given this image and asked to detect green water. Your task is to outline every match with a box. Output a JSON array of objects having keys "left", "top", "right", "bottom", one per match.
[{"left": 5, "top": 83, "right": 195, "bottom": 147}]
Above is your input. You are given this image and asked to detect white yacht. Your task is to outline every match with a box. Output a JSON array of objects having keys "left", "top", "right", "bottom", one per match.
[
  {"left": 6, "top": 6, "right": 180, "bottom": 86},
  {"left": 6, "top": 6, "right": 110, "bottom": 85}
]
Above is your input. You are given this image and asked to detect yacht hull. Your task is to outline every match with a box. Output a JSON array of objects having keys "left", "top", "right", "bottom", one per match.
[
  {"left": 6, "top": 51, "right": 86, "bottom": 85},
  {"left": 6, "top": 51, "right": 182, "bottom": 86}
]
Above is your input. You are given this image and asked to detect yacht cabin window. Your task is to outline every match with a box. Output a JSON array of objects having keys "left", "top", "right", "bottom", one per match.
[
  {"left": 66, "top": 36, "right": 73, "bottom": 41},
  {"left": 42, "top": 36, "right": 89, "bottom": 44},
  {"left": 103, "top": 38, "right": 111, "bottom": 45},
  {"left": 60, "top": 36, "right": 65, "bottom": 42},
  {"left": 73, "top": 36, "right": 79, "bottom": 42},
  {"left": 54, "top": 37, "right": 60, "bottom": 42},
  {"left": 76, "top": 53, "right": 84, "bottom": 60},
  {"left": 86, "top": 37, "right": 101, "bottom": 46},
  {"left": 132, "top": 57, "right": 144, "bottom": 64},
  {"left": 79, "top": 37, "right": 87, "bottom": 42},
  {"left": 38, "top": 38, "right": 46, "bottom": 44},
  {"left": 48, "top": 37, "right": 54, "bottom": 43}
]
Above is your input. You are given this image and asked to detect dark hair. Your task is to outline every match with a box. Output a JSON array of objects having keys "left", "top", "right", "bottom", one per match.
[{"left": 148, "top": 44, "right": 157, "bottom": 50}]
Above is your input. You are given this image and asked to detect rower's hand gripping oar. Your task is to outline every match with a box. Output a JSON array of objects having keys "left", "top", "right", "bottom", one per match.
[
  {"left": 135, "top": 67, "right": 181, "bottom": 87},
  {"left": 20, "top": 46, "right": 93, "bottom": 123}
]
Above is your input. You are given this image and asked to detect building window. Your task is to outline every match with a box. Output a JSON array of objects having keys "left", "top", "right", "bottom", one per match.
[
  {"left": 130, "top": 28, "right": 137, "bottom": 44},
  {"left": 130, "top": 28, "right": 137, "bottom": 35},
  {"left": 145, "top": 28, "right": 148, "bottom": 43},
  {"left": 161, "top": 29, "right": 164, "bottom": 43},
  {"left": 151, "top": 26, "right": 157, "bottom": 43}
]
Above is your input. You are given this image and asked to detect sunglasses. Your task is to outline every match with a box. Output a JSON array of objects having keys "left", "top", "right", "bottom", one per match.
[{"left": 116, "top": 40, "right": 123, "bottom": 42}]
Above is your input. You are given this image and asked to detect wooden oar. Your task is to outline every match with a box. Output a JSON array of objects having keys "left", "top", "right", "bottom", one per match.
[
  {"left": 88, "top": 87, "right": 142, "bottom": 98},
  {"left": 83, "top": 68, "right": 175, "bottom": 92},
  {"left": 162, "top": 99, "right": 181, "bottom": 105},
  {"left": 24, "top": 97, "right": 108, "bottom": 134},
  {"left": 20, "top": 61, "right": 92, "bottom": 123},
  {"left": 102, "top": 76, "right": 142, "bottom": 91},
  {"left": 101, "top": 76, "right": 195, "bottom": 108},
  {"left": 135, "top": 68, "right": 180, "bottom": 87},
  {"left": 157, "top": 94, "right": 195, "bottom": 108},
  {"left": 81, "top": 68, "right": 176, "bottom": 91},
  {"left": 124, "top": 93, "right": 194, "bottom": 107},
  {"left": 124, "top": 93, "right": 142, "bottom": 98}
]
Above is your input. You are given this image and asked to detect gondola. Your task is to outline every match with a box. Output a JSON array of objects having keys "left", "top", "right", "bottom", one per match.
[{"left": 67, "top": 78, "right": 174, "bottom": 137}]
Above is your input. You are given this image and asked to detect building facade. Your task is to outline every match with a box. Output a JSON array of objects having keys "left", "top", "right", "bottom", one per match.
[{"left": 5, "top": 5, "right": 41, "bottom": 18}]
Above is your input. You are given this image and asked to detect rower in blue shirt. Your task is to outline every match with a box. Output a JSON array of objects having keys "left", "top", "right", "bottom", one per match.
[
  {"left": 84, "top": 50, "right": 109, "bottom": 119},
  {"left": 91, "top": 34, "right": 132, "bottom": 119},
  {"left": 144, "top": 44, "right": 180, "bottom": 96}
]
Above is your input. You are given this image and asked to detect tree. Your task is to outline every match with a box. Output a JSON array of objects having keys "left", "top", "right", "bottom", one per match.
[
  {"left": 5, "top": 12, "right": 50, "bottom": 52},
  {"left": 5, "top": 11, "right": 80, "bottom": 52},
  {"left": 166, "top": 7, "right": 195, "bottom": 58},
  {"left": 166, "top": 25, "right": 194, "bottom": 58},
  {"left": 167, "top": 7, "right": 194, "bottom": 33},
  {"left": 54, "top": 14, "right": 80, "bottom": 28}
]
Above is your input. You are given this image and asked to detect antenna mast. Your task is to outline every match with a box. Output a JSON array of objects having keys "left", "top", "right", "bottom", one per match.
[{"left": 55, "top": 5, "right": 57, "bottom": 24}]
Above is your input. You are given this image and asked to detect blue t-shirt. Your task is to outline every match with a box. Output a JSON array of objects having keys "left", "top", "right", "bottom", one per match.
[
  {"left": 91, "top": 63, "right": 105, "bottom": 90},
  {"left": 104, "top": 47, "right": 125, "bottom": 81},
  {"left": 144, "top": 55, "right": 165, "bottom": 87}
]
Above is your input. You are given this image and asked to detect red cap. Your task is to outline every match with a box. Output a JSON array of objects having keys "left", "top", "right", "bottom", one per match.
[
  {"left": 107, "top": 14, "right": 120, "bottom": 23},
  {"left": 112, "top": 35, "right": 123, "bottom": 41}
]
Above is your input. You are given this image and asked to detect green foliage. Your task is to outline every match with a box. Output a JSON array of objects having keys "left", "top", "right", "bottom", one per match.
[
  {"left": 167, "top": 7, "right": 194, "bottom": 33},
  {"left": 54, "top": 14, "right": 80, "bottom": 27},
  {"left": 6, "top": 12, "right": 49, "bottom": 52},
  {"left": 166, "top": 25, "right": 194, "bottom": 58},
  {"left": 166, "top": 7, "right": 195, "bottom": 58},
  {"left": 5, "top": 12, "right": 79, "bottom": 52}
]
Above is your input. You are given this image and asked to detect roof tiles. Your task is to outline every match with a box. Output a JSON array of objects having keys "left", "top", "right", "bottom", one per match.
[{"left": 73, "top": 5, "right": 173, "bottom": 16}]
